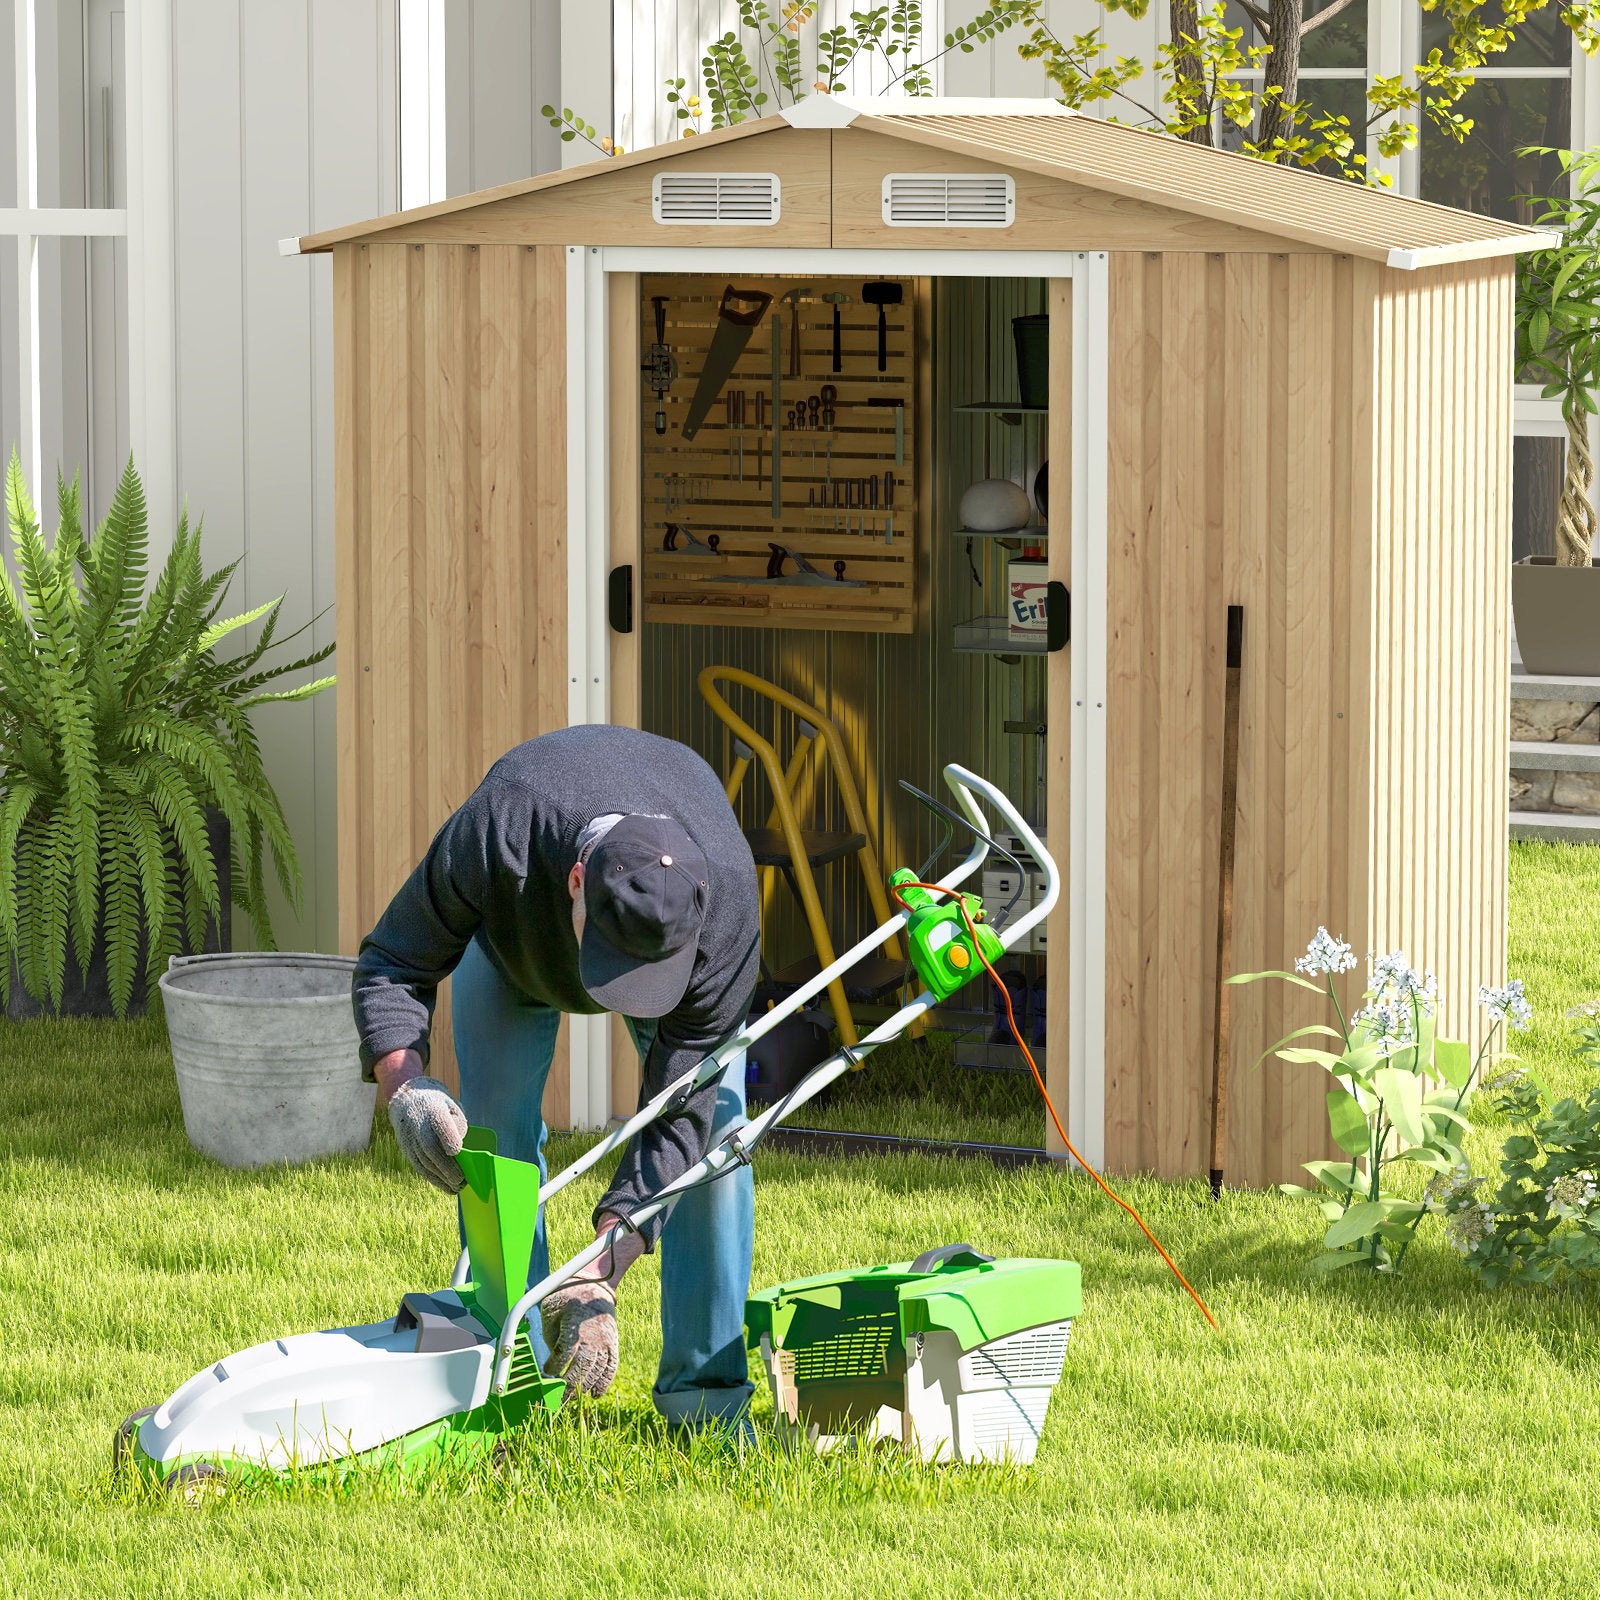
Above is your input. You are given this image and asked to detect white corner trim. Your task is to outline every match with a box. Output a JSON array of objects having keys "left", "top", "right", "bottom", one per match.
[
  {"left": 564, "top": 244, "right": 613, "bottom": 1130},
  {"left": 780, "top": 94, "right": 861, "bottom": 130},
  {"left": 1386, "top": 230, "right": 1560, "bottom": 271},
  {"left": 278, "top": 235, "right": 304, "bottom": 257},
  {"left": 1068, "top": 251, "right": 1109, "bottom": 1174}
]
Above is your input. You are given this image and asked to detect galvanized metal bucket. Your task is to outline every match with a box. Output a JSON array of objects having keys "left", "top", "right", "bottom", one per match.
[{"left": 159, "top": 952, "right": 374, "bottom": 1168}]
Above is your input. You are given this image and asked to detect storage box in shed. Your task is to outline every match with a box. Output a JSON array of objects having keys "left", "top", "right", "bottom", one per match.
[{"left": 746, "top": 1246, "right": 1080, "bottom": 1464}]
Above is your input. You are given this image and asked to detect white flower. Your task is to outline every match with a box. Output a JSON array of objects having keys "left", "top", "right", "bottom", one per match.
[
  {"left": 1425, "top": 1165, "right": 1481, "bottom": 1213},
  {"left": 1353, "top": 998, "right": 1416, "bottom": 1057},
  {"left": 1545, "top": 1172, "right": 1598, "bottom": 1221},
  {"left": 1478, "top": 979, "right": 1533, "bottom": 1032},
  {"left": 1367, "top": 950, "right": 1436, "bottom": 1017},
  {"left": 1482, "top": 1063, "right": 1530, "bottom": 1096},
  {"left": 1295, "top": 927, "right": 1357, "bottom": 978},
  {"left": 1445, "top": 1203, "right": 1494, "bottom": 1255}
]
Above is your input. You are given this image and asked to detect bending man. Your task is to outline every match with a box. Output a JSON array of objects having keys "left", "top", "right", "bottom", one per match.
[{"left": 351, "top": 724, "right": 759, "bottom": 1428}]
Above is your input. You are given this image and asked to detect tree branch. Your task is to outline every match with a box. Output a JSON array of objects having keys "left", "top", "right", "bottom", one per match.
[{"left": 1301, "top": 0, "right": 1359, "bottom": 35}]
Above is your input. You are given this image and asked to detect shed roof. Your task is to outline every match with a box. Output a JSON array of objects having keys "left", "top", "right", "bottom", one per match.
[{"left": 288, "top": 96, "right": 1553, "bottom": 268}]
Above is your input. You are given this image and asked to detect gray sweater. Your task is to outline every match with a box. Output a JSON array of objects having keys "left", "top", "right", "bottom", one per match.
[{"left": 353, "top": 725, "right": 759, "bottom": 1243}]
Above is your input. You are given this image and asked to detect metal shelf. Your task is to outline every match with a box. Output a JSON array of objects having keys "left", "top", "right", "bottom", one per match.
[
  {"left": 952, "top": 616, "right": 1049, "bottom": 656},
  {"left": 954, "top": 1032, "right": 1044, "bottom": 1075},
  {"left": 955, "top": 401, "right": 1049, "bottom": 419},
  {"left": 954, "top": 525, "right": 1048, "bottom": 539}
]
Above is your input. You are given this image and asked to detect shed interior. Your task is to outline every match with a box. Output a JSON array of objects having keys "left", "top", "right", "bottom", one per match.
[{"left": 630, "top": 268, "right": 1059, "bottom": 1131}]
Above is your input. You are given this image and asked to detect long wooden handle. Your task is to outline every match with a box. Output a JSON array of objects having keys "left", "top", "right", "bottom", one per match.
[{"left": 1209, "top": 605, "right": 1244, "bottom": 1199}]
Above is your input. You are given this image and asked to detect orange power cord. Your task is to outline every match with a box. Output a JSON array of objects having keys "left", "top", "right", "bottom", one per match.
[{"left": 893, "top": 880, "right": 1219, "bottom": 1330}]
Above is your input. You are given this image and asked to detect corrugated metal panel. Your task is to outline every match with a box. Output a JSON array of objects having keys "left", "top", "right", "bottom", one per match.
[
  {"left": 1366, "top": 261, "right": 1513, "bottom": 1083},
  {"left": 639, "top": 275, "right": 1049, "bottom": 988},
  {"left": 335, "top": 241, "right": 569, "bottom": 1106},
  {"left": 1101, "top": 251, "right": 1377, "bottom": 1187},
  {"left": 303, "top": 107, "right": 1551, "bottom": 260},
  {"left": 854, "top": 112, "right": 1552, "bottom": 262}
]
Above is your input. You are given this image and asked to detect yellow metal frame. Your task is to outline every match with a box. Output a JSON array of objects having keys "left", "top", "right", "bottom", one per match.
[{"left": 697, "top": 665, "right": 905, "bottom": 1048}]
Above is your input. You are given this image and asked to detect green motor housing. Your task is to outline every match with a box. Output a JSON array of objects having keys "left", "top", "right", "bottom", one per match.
[{"left": 890, "top": 867, "right": 1006, "bottom": 1002}]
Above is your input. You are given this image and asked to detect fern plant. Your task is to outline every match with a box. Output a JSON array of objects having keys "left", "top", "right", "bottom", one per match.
[{"left": 0, "top": 452, "right": 334, "bottom": 1017}]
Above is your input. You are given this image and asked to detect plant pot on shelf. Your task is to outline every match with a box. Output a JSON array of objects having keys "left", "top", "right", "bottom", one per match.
[
  {"left": 158, "top": 952, "right": 374, "bottom": 1168},
  {"left": 1012, "top": 314, "right": 1049, "bottom": 409},
  {"left": 5, "top": 810, "right": 233, "bottom": 1021},
  {"left": 1512, "top": 556, "right": 1600, "bottom": 677}
]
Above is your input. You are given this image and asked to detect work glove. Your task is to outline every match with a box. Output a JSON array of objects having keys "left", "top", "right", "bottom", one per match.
[
  {"left": 540, "top": 1282, "right": 620, "bottom": 1400},
  {"left": 386, "top": 1075, "right": 468, "bottom": 1193}
]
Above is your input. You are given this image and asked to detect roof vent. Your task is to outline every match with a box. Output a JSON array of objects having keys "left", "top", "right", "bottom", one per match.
[
  {"left": 882, "top": 172, "right": 1015, "bottom": 228},
  {"left": 652, "top": 172, "right": 782, "bottom": 226}
]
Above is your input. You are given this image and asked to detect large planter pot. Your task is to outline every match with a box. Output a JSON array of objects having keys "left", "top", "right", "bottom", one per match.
[
  {"left": 158, "top": 952, "right": 374, "bottom": 1168},
  {"left": 6, "top": 809, "right": 231, "bottom": 1020},
  {"left": 1512, "top": 556, "right": 1600, "bottom": 678}
]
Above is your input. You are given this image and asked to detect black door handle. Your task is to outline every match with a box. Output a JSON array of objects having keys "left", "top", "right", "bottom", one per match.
[
  {"left": 608, "top": 565, "right": 634, "bottom": 635},
  {"left": 1046, "top": 582, "right": 1069, "bottom": 652}
]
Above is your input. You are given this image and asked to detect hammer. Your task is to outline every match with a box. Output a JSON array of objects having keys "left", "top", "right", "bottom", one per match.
[
  {"left": 821, "top": 291, "right": 850, "bottom": 372},
  {"left": 862, "top": 280, "right": 902, "bottom": 372},
  {"left": 781, "top": 285, "right": 811, "bottom": 377}
]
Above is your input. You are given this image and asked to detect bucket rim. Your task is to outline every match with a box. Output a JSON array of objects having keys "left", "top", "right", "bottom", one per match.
[{"left": 158, "top": 951, "right": 357, "bottom": 1006}]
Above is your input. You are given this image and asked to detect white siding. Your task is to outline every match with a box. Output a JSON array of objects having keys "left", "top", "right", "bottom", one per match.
[{"left": 169, "top": 0, "right": 397, "bottom": 954}]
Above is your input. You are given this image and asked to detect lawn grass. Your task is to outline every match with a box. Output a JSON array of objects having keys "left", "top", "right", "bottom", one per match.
[{"left": 2, "top": 843, "right": 1599, "bottom": 1598}]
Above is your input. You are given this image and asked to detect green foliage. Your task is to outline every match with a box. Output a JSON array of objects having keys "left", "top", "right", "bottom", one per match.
[
  {"left": 541, "top": 2, "right": 1038, "bottom": 155},
  {"left": 1230, "top": 936, "right": 1527, "bottom": 1274},
  {"left": 1443, "top": 1019, "right": 1600, "bottom": 1288},
  {"left": 1019, "top": 0, "right": 1600, "bottom": 188},
  {"left": 0, "top": 452, "right": 334, "bottom": 1017},
  {"left": 1515, "top": 147, "right": 1600, "bottom": 429}
]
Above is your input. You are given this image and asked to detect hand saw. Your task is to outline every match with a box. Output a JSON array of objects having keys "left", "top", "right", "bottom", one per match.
[{"left": 680, "top": 285, "right": 773, "bottom": 441}]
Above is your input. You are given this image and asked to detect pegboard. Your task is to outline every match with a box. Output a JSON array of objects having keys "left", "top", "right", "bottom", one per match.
[{"left": 639, "top": 273, "right": 919, "bottom": 633}]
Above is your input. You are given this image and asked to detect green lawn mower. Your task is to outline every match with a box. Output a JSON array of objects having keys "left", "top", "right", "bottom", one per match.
[{"left": 115, "top": 764, "right": 1067, "bottom": 1492}]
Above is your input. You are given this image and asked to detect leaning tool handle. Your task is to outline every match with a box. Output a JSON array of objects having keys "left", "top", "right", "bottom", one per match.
[{"left": 480, "top": 763, "right": 1059, "bottom": 1395}]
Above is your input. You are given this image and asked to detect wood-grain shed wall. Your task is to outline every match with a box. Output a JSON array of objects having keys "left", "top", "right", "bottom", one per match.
[
  {"left": 1102, "top": 250, "right": 1512, "bottom": 1186},
  {"left": 333, "top": 239, "right": 570, "bottom": 1110}
]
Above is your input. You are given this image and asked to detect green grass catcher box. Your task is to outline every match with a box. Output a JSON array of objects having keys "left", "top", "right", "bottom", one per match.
[{"left": 746, "top": 1246, "right": 1080, "bottom": 1464}]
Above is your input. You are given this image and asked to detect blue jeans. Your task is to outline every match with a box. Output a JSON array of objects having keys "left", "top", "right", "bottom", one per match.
[{"left": 451, "top": 936, "right": 755, "bottom": 1424}]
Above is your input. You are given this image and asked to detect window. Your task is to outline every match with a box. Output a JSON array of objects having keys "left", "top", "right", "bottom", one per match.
[
  {"left": 1218, "top": 1, "right": 1370, "bottom": 176},
  {"left": 1418, "top": 0, "right": 1573, "bottom": 223},
  {"left": 1, "top": 0, "right": 128, "bottom": 518},
  {"left": 1206, "top": 3, "right": 1583, "bottom": 571}
]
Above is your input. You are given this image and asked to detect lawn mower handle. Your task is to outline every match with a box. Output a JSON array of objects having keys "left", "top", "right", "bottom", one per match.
[{"left": 479, "top": 762, "right": 1058, "bottom": 1390}]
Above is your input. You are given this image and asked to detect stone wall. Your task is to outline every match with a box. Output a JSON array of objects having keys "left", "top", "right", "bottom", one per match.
[{"left": 1510, "top": 698, "right": 1600, "bottom": 813}]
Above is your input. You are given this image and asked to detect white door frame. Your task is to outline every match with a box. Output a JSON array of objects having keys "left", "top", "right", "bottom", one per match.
[{"left": 564, "top": 244, "right": 1109, "bottom": 1162}]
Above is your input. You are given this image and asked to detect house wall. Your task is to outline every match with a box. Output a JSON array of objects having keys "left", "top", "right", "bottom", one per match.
[
  {"left": 168, "top": 0, "right": 400, "bottom": 957},
  {"left": 333, "top": 239, "right": 569, "bottom": 1109},
  {"left": 1101, "top": 249, "right": 1381, "bottom": 1186}
]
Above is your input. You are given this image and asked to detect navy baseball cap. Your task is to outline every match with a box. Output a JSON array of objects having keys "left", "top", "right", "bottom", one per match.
[{"left": 579, "top": 815, "right": 709, "bottom": 1016}]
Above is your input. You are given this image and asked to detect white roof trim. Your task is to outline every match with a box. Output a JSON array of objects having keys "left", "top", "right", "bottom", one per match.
[
  {"left": 1387, "top": 230, "right": 1558, "bottom": 270},
  {"left": 278, "top": 235, "right": 303, "bottom": 257},
  {"left": 782, "top": 94, "right": 1075, "bottom": 131},
  {"left": 781, "top": 95, "right": 861, "bottom": 129}
]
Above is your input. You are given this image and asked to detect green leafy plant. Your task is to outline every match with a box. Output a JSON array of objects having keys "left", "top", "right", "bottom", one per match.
[
  {"left": 0, "top": 453, "right": 334, "bottom": 1017},
  {"left": 540, "top": 2, "right": 1038, "bottom": 156},
  {"left": 1230, "top": 932, "right": 1530, "bottom": 1273},
  {"left": 1515, "top": 145, "right": 1600, "bottom": 567},
  {"left": 1019, "top": 0, "right": 1600, "bottom": 188},
  {"left": 1440, "top": 1014, "right": 1600, "bottom": 1287}
]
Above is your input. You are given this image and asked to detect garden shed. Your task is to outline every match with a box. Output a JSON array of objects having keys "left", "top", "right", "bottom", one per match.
[{"left": 287, "top": 96, "right": 1549, "bottom": 1188}]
